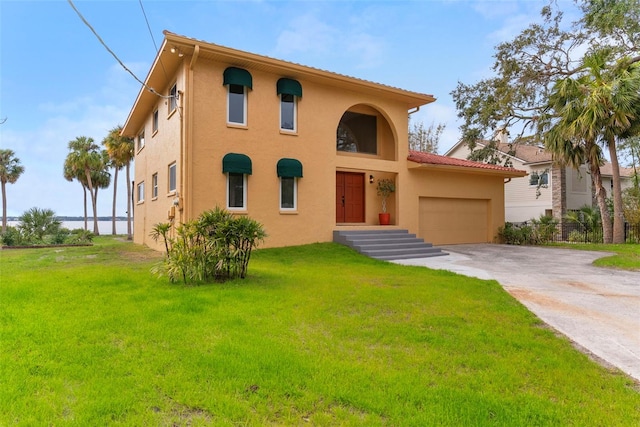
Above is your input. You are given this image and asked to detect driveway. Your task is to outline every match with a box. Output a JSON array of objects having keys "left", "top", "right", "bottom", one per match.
[{"left": 393, "top": 244, "right": 640, "bottom": 383}]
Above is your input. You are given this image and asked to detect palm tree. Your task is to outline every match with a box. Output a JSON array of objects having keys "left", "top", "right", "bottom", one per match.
[
  {"left": 102, "top": 125, "right": 134, "bottom": 238},
  {"left": 63, "top": 156, "right": 89, "bottom": 231},
  {"left": 0, "top": 149, "right": 25, "bottom": 233},
  {"left": 585, "top": 52, "right": 640, "bottom": 243},
  {"left": 542, "top": 51, "right": 640, "bottom": 243},
  {"left": 544, "top": 81, "right": 613, "bottom": 242},
  {"left": 65, "top": 136, "right": 110, "bottom": 235}
]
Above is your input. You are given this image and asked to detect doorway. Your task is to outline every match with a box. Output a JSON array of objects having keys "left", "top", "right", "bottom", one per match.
[{"left": 336, "top": 172, "right": 365, "bottom": 223}]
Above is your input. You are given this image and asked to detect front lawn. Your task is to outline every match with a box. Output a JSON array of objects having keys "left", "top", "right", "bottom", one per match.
[
  {"left": 551, "top": 242, "right": 640, "bottom": 270},
  {"left": 1, "top": 237, "right": 638, "bottom": 425}
]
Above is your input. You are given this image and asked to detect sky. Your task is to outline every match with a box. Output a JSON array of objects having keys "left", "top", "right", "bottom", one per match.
[{"left": 0, "top": 0, "right": 581, "bottom": 218}]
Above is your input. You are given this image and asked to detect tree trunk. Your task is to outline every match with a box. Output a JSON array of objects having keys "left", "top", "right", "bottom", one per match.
[
  {"left": 82, "top": 184, "right": 88, "bottom": 231},
  {"left": 85, "top": 168, "right": 99, "bottom": 235},
  {"left": 589, "top": 161, "right": 613, "bottom": 243},
  {"left": 607, "top": 137, "right": 625, "bottom": 244},
  {"left": 1, "top": 181, "right": 7, "bottom": 234},
  {"left": 126, "top": 164, "right": 132, "bottom": 240},
  {"left": 92, "top": 186, "right": 99, "bottom": 235},
  {"left": 111, "top": 167, "right": 118, "bottom": 235}
]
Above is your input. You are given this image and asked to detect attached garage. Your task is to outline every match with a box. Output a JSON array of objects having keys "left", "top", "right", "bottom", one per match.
[
  {"left": 406, "top": 151, "right": 526, "bottom": 245},
  {"left": 419, "top": 197, "right": 490, "bottom": 244}
]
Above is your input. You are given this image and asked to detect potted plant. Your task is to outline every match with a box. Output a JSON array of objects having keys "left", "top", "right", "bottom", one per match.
[{"left": 376, "top": 178, "right": 395, "bottom": 225}]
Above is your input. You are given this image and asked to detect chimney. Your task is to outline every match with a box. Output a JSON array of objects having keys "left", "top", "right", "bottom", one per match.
[{"left": 494, "top": 128, "right": 509, "bottom": 145}]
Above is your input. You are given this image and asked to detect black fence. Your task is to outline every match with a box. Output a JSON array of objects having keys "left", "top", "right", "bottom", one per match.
[{"left": 504, "top": 222, "right": 640, "bottom": 244}]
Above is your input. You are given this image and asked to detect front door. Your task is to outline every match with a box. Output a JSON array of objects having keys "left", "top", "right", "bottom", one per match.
[{"left": 336, "top": 172, "right": 365, "bottom": 223}]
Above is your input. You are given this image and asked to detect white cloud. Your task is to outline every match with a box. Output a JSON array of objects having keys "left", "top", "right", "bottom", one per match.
[
  {"left": 273, "top": 10, "right": 386, "bottom": 69},
  {"left": 3, "top": 64, "right": 138, "bottom": 217},
  {"left": 346, "top": 32, "right": 386, "bottom": 69},
  {"left": 274, "top": 13, "right": 337, "bottom": 56},
  {"left": 411, "top": 103, "right": 461, "bottom": 155}
]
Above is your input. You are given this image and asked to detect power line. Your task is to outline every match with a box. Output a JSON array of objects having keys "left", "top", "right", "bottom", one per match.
[
  {"left": 138, "top": 0, "right": 169, "bottom": 81},
  {"left": 67, "top": 0, "right": 169, "bottom": 99}
]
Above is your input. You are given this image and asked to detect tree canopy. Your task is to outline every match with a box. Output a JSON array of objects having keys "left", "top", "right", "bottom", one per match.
[{"left": 451, "top": 0, "right": 640, "bottom": 243}]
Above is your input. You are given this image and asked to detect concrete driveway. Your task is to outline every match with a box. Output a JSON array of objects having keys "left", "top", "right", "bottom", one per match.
[{"left": 394, "top": 244, "right": 640, "bottom": 383}]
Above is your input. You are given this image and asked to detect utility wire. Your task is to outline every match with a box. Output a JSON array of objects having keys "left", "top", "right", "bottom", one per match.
[
  {"left": 138, "top": 0, "right": 169, "bottom": 82},
  {"left": 67, "top": 0, "right": 169, "bottom": 99}
]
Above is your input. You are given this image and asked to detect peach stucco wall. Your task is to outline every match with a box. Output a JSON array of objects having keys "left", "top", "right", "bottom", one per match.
[{"left": 132, "top": 53, "right": 507, "bottom": 250}]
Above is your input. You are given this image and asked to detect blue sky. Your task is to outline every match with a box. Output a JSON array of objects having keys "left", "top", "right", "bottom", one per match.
[{"left": 1, "top": 0, "right": 579, "bottom": 217}]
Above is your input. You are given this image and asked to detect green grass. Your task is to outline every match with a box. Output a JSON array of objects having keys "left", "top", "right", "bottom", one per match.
[
  {"left": 1, "top": 237, "right": 639, "bottom": 426},
  {"left": 551, "top": 242, "right": 640, "bottom": 270}
]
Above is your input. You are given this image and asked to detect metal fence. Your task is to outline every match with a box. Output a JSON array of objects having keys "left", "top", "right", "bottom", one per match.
[{"left": 506, "top": 222, "right": 640, "bottom": 244}]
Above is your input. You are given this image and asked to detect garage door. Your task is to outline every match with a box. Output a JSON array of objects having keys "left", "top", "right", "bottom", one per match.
[{"left": 419, "top": 197, "right": 489, "bottom": 244}]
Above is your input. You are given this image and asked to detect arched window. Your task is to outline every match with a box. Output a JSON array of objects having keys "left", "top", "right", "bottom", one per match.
[{"left": 336, "top": 111, "right": 377, "bottom": 154}]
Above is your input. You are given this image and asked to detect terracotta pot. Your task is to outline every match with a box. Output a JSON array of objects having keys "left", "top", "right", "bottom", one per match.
[{"left": 379, "top": 213, "right": 391, "bottom": 225}]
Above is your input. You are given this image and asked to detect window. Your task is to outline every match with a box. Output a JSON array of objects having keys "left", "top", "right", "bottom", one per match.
[
  {"left": 137, "top": 181, "right": 145, "bottom": 203},
  {"left": 529, "top": 171, "right": 549, "bottom": 186},
  {"left": 152, "top": 109, "right": 159, "bottom": 133},
  {"left": 152, "top": 173, "right": 158, "bottom": 199},
  {"left": 223, "top": 67, "right": 252, "bottom": 126},
  {"left": 337, "top": 112, "right": 377, "bottom": 154},
  {"left": 539, "top": 172, "right": 549, "bottom": 185},
  {"left": 280, "top": 177, "right": 297, "bottom": 210},
  {"left": 227, "top": 84, "right": 246, "bottom": 125},
  {"left": 227, "top": 173, "right": 246, "bottom": 209},
  {"left": 222, "top": 153, "right": 252, "bottom": 209},
  {"left": 277, "top": 78, "right": 302, "bottom": 132},
  {"left": 277, "top": 158, "right": 302, "bottom": 211},
  {"left": 169, "top": 83, "right": 178, "bottom": 113},
  {"left": 137, "top": 130, "right": 145, "bottom": 151},
  {"left": 168, "top": 162, "right": 177, "bottom": 193},
  {"left": 280, "top": 94, "right": 296, "bottom": 131}
]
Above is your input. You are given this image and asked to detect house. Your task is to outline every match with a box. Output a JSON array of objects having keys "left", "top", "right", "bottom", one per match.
[
  {"left": 445, "top": 139, "right": 635, "bottom": 223},
  {"left": 122, "top": 31, "right": 525, "bottom": 251}
]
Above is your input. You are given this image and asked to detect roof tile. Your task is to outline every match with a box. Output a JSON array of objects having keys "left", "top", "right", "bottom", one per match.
[{"left": 408, "top": 150, "right": 525, "bottom": 173}]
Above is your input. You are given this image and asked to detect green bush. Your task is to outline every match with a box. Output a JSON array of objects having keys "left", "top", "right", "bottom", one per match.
[
  {"left": 18, "top": 207, "right": 62, "bottom": 243},
  {"left": 497, "top": 222, "right": 534, "bottom": 245},
  {"left": 0, "top": 226, "right": 24, "bottom": 246},
  {"left": 531, "top": 215, "right": 559, "bottom": 244},
  {"left": 151, "top": 207, "right": 266, "bottom": 284},
  {"left": 64, "top": 229, "right": 94, "bottom": 244}
]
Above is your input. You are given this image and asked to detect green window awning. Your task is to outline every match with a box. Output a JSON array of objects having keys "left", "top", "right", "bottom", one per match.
[
  {"left": 277, "top": 78, "right": 302, "bottom": 97},
  {"left": 223, "top": 67, "right": 253, "bottom": 89},
  {"left": 223, "top": 153, "right": 252, "bottom": 175},
  {"left": 277, "top": 158, "right": 303, "bottom": 178}
]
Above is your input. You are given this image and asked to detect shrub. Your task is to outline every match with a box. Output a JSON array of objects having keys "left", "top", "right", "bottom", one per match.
[
  {"left": 151, "top": 207, "right": 266, "bottom": 284},
  {"left": 497, "top": 222, "right": 534, "bottom": 245},
  {"left": 17, "top": 207, "right": 62, "bottom": 244},
  {"left": 530, "top": 215, "right": 559, "bottom": 244},
  {"left": 0, "top": 226, "right": 24, "bottom": 246},
  {"left": 622, "top": 186, "right": 640, "bottom": 225},
  {"left": 64, "top": 229, "right": 94, "bottom": 244}
]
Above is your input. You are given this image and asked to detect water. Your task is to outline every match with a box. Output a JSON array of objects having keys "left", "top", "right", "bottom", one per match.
[{"left": 7, "top": 220, "right": 132, "bottom": 235}]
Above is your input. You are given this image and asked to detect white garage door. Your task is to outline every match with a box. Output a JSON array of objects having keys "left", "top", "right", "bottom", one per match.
[{"left": 419, "top": 197, "right": 490, "bottom": 244}]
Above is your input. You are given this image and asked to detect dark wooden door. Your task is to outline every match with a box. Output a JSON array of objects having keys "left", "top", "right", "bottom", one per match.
[{"left": 336, "top": 172, "right": 365, "bottom": 223}]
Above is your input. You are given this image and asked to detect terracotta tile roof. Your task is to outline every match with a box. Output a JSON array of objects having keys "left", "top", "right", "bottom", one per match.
[{"left": 408, "top": 150, "right": 526, "bottom": 174}]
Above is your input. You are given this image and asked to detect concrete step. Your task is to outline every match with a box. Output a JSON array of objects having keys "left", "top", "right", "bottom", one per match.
[{"left": 333, "top": 229, "right": 448, "bottom": 261}]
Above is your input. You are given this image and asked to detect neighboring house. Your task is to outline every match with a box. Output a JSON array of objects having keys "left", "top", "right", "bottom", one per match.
[
  {"left": 122, "top": 31, "right": 525, "bottom": 250},
  {"left": 445, "top": 140, "right": 635, "bottom": 223}
]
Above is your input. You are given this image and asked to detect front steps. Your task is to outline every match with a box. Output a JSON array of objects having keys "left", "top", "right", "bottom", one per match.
[{"left": 333, "top": 229, "right": 448, "bottom": 261}]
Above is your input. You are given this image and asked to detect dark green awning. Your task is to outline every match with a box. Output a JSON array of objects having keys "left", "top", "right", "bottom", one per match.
[
  {"left": 277, "top": 78, "right": 302, "bottom": 97},
  {"left": 223, "top": 67, "right": 253, "bottom": 89},
  {"left": 223, "top": 153, "right": 252, "bottom": 175},
  {"left": 277, "top": 158, "right": 303, "bottom": 178}
]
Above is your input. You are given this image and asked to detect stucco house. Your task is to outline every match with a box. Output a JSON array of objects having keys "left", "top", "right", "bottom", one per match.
[
  {"left": 446, "top": 139, "right": 635, "bottom": 223},
  {"left": 122, "top": 31, "right": 525, "bottom": 252}
]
